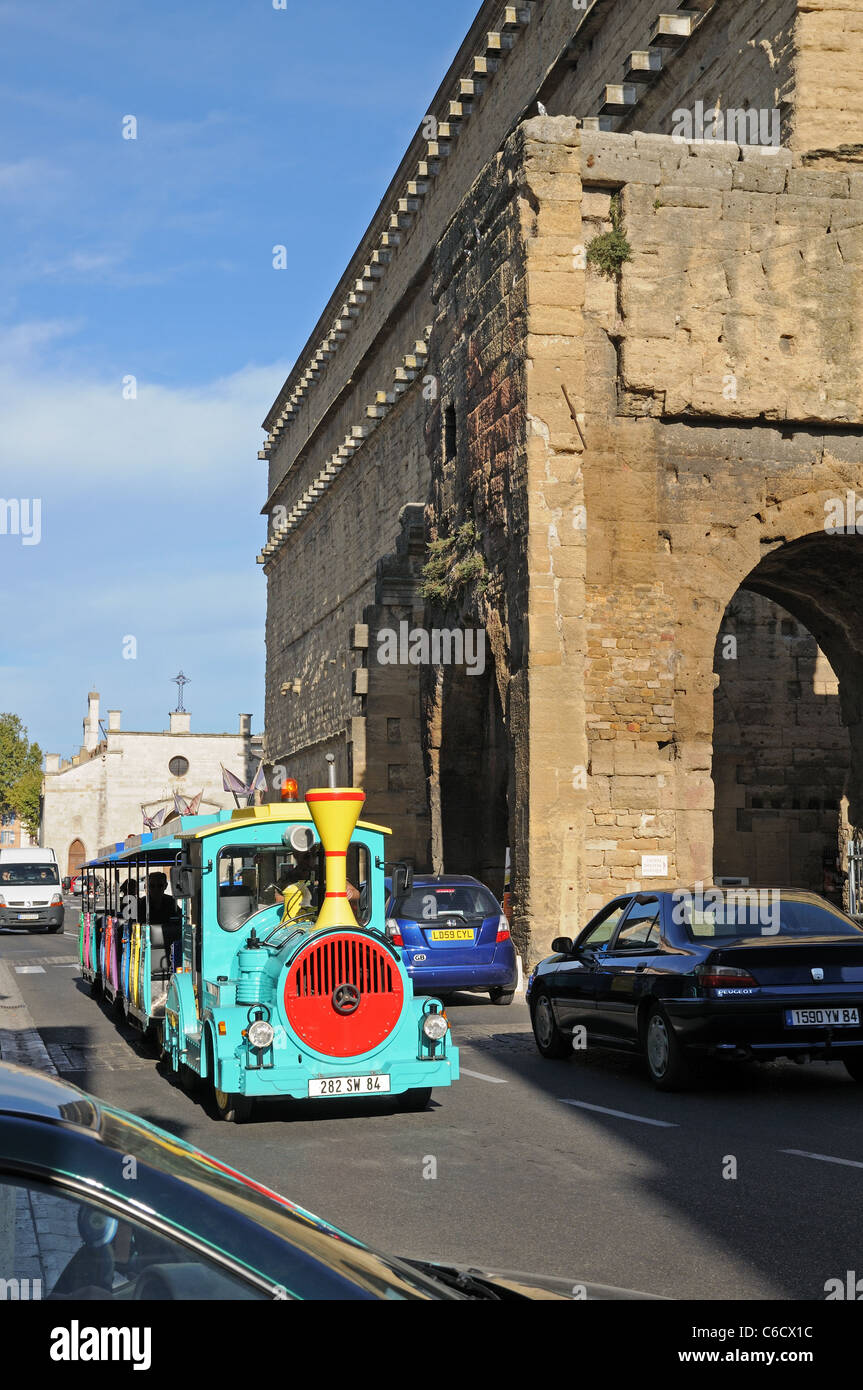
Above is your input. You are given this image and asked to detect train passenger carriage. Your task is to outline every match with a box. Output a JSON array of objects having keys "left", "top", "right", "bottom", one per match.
[{"left": 78, "top": 780, "right": 458, "bottom": 1120}]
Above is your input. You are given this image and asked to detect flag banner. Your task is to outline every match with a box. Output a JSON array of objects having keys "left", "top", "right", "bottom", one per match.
[
  {"left": 186, "top": 790, "right": 204, "bottom": 815},
  {"left": 221, "top": 763, "right": 248, "bottom": 795},
  {"left": 249, "top": 760, "right": 267, "bottom": 794},
  {"left": 173, "top": 791, "right": 190, "bottom": 816}
]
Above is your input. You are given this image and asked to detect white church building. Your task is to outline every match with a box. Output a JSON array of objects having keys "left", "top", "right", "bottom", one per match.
[{"left": 41, "top": 691, "right": 262, "bottom": 875}]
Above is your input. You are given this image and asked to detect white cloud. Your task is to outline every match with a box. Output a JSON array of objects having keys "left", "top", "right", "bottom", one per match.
[{"left": 0, "top": 319, "right": 291, "bottom": 489}]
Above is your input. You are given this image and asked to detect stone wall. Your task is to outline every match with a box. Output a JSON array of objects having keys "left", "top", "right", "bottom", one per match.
[
  {"left": 258, "top": 2, "right": 863, "bottom": 962},
  {"left": 424, "top": 118, "right": 863, "bottom": 959}
]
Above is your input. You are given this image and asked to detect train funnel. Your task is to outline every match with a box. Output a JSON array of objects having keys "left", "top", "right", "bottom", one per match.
[{"left": 305, "top": 787, "right": 365, "bottom": 932}]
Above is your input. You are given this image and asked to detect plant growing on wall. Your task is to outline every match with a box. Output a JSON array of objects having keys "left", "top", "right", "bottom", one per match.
[
  {"left": 419, "top": 520, "right": 489, "bottom": 608},
  {"left": 586, "top": 191, "right": 632, "bottom": 278}
]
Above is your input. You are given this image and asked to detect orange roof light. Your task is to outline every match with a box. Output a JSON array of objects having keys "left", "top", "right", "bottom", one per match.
[{"left": 280, "top": 779, "right": 299, "bottom": 802}]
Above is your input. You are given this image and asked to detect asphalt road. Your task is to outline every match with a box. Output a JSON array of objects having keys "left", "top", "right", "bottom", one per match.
[{"left": 2, "top": 903, "right": 863, "bottom": 1301}]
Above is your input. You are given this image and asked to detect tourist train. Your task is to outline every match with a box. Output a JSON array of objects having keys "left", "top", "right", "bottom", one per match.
[{"left": 78, "top": 771, "right": 458, "bottom": 1120}]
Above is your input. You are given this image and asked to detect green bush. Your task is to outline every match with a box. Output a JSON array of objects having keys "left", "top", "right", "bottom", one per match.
[{"left": 419, "top": 521, "right": 489, "bottom": 607}]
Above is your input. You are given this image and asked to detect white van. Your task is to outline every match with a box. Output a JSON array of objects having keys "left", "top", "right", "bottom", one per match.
[{"left": 0, "top": 848, "right": 64, "bottom": 933}]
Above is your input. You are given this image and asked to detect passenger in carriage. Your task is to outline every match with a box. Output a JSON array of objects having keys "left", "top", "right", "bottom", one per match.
[
  {"left": 138, "top": 872, "right": 175, "bottom": 926},
  {"left": 139, "top": 872, "right": 181, "bottom": 967},
  {"left": 119, "top": 879, "right": 138, "bottom": 922}
]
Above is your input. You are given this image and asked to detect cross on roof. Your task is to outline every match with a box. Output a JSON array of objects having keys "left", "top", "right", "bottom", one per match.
[{"left": 171, "top": 671, "right": 191, "bottom": 712}]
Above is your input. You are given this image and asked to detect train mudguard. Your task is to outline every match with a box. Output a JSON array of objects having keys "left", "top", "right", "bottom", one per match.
[{"left": 165, "top": 971, "right": 198, "bottom": 1062}]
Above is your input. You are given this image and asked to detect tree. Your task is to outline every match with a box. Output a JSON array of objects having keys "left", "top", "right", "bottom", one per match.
[{"left": 0, "top": 714, "right": 43, "bottom": 838}]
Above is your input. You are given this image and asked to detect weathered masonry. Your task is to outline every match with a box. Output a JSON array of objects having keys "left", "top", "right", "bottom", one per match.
[{"left": 258, "top": 0, "right": 863, "bottom": 962}]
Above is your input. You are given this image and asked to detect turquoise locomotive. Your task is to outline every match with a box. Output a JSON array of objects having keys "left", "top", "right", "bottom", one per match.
[{"left": 78, "top": 782, "right": 458, "bottom": 1121}]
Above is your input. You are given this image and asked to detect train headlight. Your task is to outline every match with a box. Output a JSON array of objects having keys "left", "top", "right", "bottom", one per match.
[
  {"left": 248, "top": 1019, "right": 275, "bottom": 1051},
  {"left": 422, "top": 1014, "right": 449, "bottom": 1042}
]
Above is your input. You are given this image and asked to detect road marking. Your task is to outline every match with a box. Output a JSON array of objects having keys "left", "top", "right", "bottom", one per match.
[
  {"left": 559, "top": 1099, "right": 678, "bottom": 1128},
  {"left": 15, "top": 966, "right": 45, "bottom": 975},
  {"left": 461, "top": 1067, "right": 508, "bottom": 1084},
  {"left": 780, "top": 1148, "right": 863, "bottom": 1171}
]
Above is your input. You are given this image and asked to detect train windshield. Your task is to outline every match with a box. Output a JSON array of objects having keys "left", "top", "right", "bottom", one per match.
[{"left": 216, "top": 845, "right": 322, "bottom": 932}]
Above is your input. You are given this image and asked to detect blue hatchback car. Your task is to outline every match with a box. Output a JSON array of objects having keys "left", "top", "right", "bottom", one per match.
[{"left": 385, "top": 875, "right": 518, "bottom": 1004}]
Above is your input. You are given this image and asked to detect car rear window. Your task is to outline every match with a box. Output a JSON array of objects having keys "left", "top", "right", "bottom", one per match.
[
  {"left": 674, "top": 890, "right": 863, "bottom": 940},
  {"left": 394, "top": 884, "right": 500, "bottom": 922}
]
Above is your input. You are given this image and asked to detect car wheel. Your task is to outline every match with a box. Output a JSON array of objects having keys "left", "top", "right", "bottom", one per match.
[
  {"left": 530, "top": 990, "right": 570, "bottom": 1059},
  {"left": 213, "top": 1085, "right": 253, "bottom": 1124},
  {"left": 644, "top": 1006, "right": 694, "bottom": 1091},
  {"left": 844, "top": 1056, "right": 863, "bottom": 1083},
  {"left": 489, "top": 987, "right": 515, "bottom": 1006},
  {"left": 395, "top": 1087, "right": 432, "bottom": 1112}
]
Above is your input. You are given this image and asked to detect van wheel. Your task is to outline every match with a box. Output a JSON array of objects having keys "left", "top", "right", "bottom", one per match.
[
  {"left": 844, "top": 1056, "right": 863, "bottom": 1083},
  {"left": 489, "top": 987, "right": 515, "bottom": 1005},
  {"left": 530, "top": 990, "right": 570, "bottom": 1059},
  {"left": 48, "top": 924, "right": 63, "bottom": 934}
]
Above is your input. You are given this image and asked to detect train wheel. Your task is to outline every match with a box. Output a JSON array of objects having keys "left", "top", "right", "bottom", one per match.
[
  {"left": 394, "top": 1087, "right": 432, "bottom": 1112},
  {"left": 212, "top": 1086, "right": 253, "bottom": 1124}
]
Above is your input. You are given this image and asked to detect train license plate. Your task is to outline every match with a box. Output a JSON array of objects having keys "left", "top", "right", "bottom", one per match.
[
  {"left": 308, "top": 1074, "right": 391, "bottom": 1097},
  {"left": 429, "top": 929, "right": 474, "bottom": 941},
  {"left": 18, "top": 913, "right": 39, "bottom": 921},
  {"left": 785, "top": 1007, "right": 860, "bottom": 1027}
]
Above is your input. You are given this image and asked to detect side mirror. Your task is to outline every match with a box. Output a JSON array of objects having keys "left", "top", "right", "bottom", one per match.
[
  {"left": 62, "top": 878, "right": 71, "bottom": 893},
  {"left": 551, "top": 936, "right": 574, "bottom": 955},
  {"left": 392, "top": 863, "right": 414, "bottom": 897},
  {"left": 170, "top": 865, "right": 195, "bottom": 900}
]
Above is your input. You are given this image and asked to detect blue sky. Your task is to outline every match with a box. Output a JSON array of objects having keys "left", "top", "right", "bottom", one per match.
[{"left": 0, "top": 0, "right": 478, "bottom": 760}]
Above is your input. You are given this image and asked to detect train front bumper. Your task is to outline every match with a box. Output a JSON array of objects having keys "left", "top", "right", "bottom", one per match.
[{"left": 219, "top": 1048, "right": 460, "bottom": 1100}]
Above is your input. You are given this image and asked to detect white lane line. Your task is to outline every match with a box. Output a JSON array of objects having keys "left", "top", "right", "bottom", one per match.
[
  {"left": 559, "top": 1099, "right": 679, "bottom": 1128},
  {"left": 15, "top": 966, "right": 45, "bottom": 974},
  {"left": 780, "top": 1148, "right": 863, "bottom": 1171},
  {"left": 461, "top": 1067, "right": 508, "bottom": 1084}
]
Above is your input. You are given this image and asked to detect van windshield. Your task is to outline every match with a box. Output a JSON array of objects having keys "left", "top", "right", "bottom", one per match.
[{"left": 0, "top": 864, "right": 60, "bottom": 886}]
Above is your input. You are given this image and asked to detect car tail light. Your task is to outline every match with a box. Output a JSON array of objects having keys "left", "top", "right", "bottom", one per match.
[
  {"left": 496, "top": 915, "right": 510, "bottom": 942},
  {"left": 385, "top": 918, "right": 404, "bottom": 947},
  {"left": 696, "top": 964, "right": 758, "bottom": 991}
]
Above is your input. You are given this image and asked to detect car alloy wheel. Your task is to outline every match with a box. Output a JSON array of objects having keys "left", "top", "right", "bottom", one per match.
[
  {"left": 646, "top": 1013, "right": 669, "bottom": 1077},
  {"left": 644, "top": 1005, "right": 694, "bottom": 1091},
  {"left": 531, "top": 991, "right": 570, "bottom": 1059},
  {"left": 536, "top": 996, "right": 554, "bottom": 1048}
]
